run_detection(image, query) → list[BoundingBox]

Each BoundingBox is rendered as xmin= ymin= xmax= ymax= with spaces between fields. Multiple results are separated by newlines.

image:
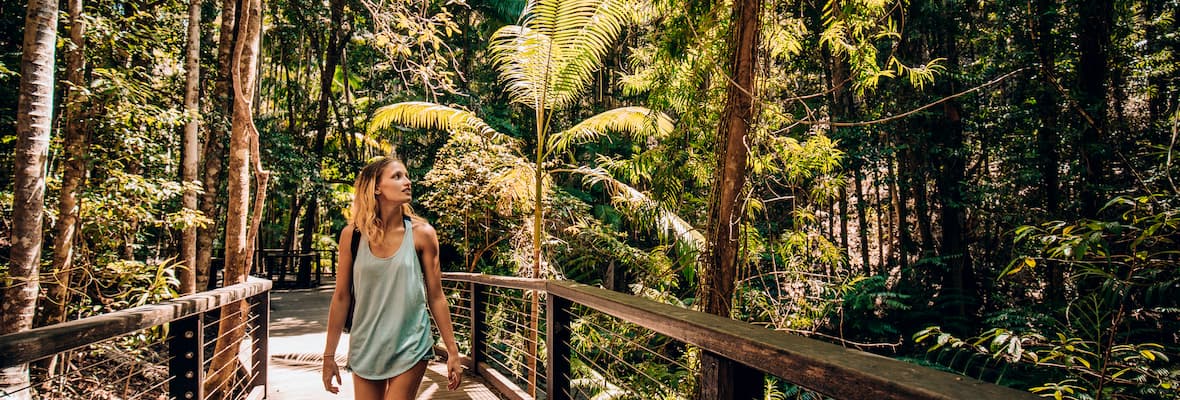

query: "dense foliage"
xmin=2 ymin=0 xmax=1177 ymax=398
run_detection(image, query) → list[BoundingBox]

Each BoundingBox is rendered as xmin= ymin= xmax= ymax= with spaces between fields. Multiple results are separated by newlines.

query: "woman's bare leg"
xmin=383 ymin=360 xmax=429 ymax=400
xmin=353 ymin=373 xmax=386 ymax=400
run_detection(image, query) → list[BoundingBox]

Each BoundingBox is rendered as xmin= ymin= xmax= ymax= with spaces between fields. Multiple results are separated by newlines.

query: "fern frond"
xmin=548 ymin=107 xmax=674 ymax=154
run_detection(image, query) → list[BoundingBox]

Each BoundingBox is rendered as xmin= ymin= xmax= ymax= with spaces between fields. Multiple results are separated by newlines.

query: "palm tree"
xmin=370 ymin=0 xmax=702 ymax=279
xmin=368 ymin=0 xmax=702 ymax=394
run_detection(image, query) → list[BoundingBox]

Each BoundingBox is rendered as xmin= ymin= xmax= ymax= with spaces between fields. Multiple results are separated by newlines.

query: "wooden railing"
xmin=440 ymin=272 xmax=1037 ymax=400
xmin=0 ymin=278 xmax=272 ymax=400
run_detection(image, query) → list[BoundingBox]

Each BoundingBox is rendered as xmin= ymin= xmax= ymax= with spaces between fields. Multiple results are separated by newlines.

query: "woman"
xmin=322 ymin=156 xmax=463 ymax=398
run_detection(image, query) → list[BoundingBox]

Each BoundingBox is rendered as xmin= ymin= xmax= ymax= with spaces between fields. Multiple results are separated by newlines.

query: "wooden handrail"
xmin=0 ymin=278 xmax=272 ymax=367
xmin=443 ymin=272 xmax=547 ymax=291
xmin=441 ymin=273 xmax=1036 ymax=400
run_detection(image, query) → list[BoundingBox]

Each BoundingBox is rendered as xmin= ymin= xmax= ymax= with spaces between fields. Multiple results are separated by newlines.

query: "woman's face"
xmin=375 ymin=161 xmax=412 ymax=204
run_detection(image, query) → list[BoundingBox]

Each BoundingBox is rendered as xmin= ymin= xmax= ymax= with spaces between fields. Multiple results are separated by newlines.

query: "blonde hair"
xmin=349 ymin=156 xmax=421 ymax=244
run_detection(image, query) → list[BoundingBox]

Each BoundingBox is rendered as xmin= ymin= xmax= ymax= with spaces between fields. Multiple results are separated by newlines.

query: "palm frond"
xmin=329 ymin=130 xmax=393 ymax=153
xmin=489 ymin=25 xmax=554 ymax=109
xmin=490 ymin=0 xmax=636 ymax=111
xmin=368 ymin=101 xmax=503 ymax=140
xmin=574 ymin=166 xmax=704 ymax=252
xmin=547 ymin=106 xmax=674 ymax=154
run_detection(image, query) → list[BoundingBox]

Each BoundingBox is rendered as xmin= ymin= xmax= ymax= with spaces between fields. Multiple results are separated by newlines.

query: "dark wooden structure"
xmin=253 ymin=249 xmax=333 ymax=288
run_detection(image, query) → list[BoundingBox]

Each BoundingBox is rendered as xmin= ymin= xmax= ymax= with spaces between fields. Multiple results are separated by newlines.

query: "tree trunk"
xmin=40 ymin=0 xmax=88 ymax=327
xmin=931 ymin=8 xmax=974 ymax=328
xmin=910 ymin=156 xmax=934 ymax=252
xmin=891 ymin=149 xmax=909 ymax=269
xmin=839 ymin=190 xmax=850 ymax=253
xmin=1 ymin=0 xmax=58 ymax=396
xmin=1032 ymin=0 xmax=1063 ymax=304
xmin=699 ymin=0 xmax=761 ymax=397
xmin=854 ymin=168 xmax=871 ymax=275
xmin=284 ymin=195 xmax=302 ymax=251
xmin=179 ymin=0 xmax=202 ymax=295
xmin=827 ymin=33 xmax=863 ymax=274
xmin=205 ymin=0 xmax=263 ymax=391
xmin=1077 ymin=0 xmax=1112 ymax=218
xmin=298 ymin=0 xmax=345 ymax=287
xmin=197 ymin=0 xmax=239 ymax=291
xmin=872 ymin=160 xmax=887 ymax=270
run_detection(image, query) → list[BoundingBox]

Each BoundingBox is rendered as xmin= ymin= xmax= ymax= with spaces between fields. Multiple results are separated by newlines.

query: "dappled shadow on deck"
xmin=267 ymin=284 xmax=500 ymax=399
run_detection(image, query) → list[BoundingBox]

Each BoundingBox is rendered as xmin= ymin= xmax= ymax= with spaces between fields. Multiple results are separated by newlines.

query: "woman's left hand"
xmin=447 ymin=354 xmax=463 ymax=390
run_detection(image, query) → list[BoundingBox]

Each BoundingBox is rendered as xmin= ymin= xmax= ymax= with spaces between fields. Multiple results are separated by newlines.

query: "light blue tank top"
xmin=347 ymin=218 xmax=434 ymax=380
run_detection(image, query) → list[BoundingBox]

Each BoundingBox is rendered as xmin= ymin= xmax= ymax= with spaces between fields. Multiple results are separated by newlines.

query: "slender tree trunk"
xmin=827 ymin=35 xmax=863 ymax=273
xmin=839 ymin=190 xmax=850 ymax=252
xmin=1077 ymin=0 xmax=1112 ymax=218
xmin=891 ymin=149 xmax=909 ymax=269
xmin=1033 ymin=0 xmax=1063 ymax=304
xmin=40 ymin=0 xmax=88 ymax=327
xmin=701 ymin=0 xmax=760 ymax=319
xmin=872 ymin=160 xmax=887 ymax=270
xmin=1 ymin=0 xmax=58 ymax=396
xmin=854 ymin=169 xmax=871 ymax=275
xmin=298 ymin=0 xmax=345 ymax=287
xmin=931 ymin=10 xmax=974 ymax=327
xmin=179 ymin=0 xmax=202 ymax=295
xmin=284 ymin=195 xmax=302 ymax=251
xmin=911 ymin=158 xmax=934 ymax=252
xmin=197 ymin=0 xmax=238 ymax=291
xmin=699 ymin=0 xmax=761 ymax=397
xmin=205 ymin=0 xmax=263 ymax=391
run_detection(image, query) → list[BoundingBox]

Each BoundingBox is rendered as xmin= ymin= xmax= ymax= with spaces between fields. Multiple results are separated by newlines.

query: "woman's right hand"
xmin=322 ymin=356 xmax=342 ymax=394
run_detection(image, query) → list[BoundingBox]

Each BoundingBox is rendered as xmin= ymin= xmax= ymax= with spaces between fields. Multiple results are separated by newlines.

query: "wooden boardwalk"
xmin=267 ymin=287 xmax=501 ymax=400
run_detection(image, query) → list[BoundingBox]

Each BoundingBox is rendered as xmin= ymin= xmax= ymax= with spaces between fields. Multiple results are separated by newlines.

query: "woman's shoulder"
xmin=339 ymin=225 xmax=358 ymax=241
xmin=410 ymin=219 xmax=437 ymax=240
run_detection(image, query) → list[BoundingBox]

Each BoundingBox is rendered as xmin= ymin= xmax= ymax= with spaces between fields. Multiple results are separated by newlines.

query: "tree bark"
xmin=1032 ymin=0 xmax=1062 ymax=304
xmin=892 ymin=147 xmax=910 ymax=269
xmin=872 ymin=160 xmax=887 ymax=270
xmin=197 ymin=0 xmax=238 ymax=292
xmin=826 ymin=30 xmax=864 ymax=274
xmin=179 ymin=0 xmax=202 ymax=295
xmin=701 ymin=0 xmax=760 ymax=318
xmin=40 ymin=0 xmax=88 ymax=327
xmin=205 ymin=0 xmax=263 ymax=391
xmin=298 ymin=0 xmax=345 ymax=287
xmin=699 ymin=0 xmax=761 ymax=397
xmin=1077 ymin=0 xmax=1112 ymax=218
xmin=2 ymin=0 xmax=58 ymax=396
xmin=931 ymin=7 xmax=974 ymax=327
xmin=284 ymin=195 xmax=302 ymax=251
xmin=854 ymin=168 xmax=871 ymax=275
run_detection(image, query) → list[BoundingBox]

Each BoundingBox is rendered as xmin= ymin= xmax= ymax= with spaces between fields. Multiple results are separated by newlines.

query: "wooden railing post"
xmin=169 ymin=312 xmax=205 ymax=400
xmin=698 ymin=351 xmax=764 ymax=400
xmin=470 ymin=283 xmax=486 ymax=369
xmin=546 ymin=293 xmax=572 ymax=400
xmin=249 ymin=291 xmax=269 ymax=394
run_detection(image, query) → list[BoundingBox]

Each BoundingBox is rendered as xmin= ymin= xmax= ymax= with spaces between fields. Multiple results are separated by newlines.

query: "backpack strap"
xmin=349 ymin=225 xmax=361 ymax=264
xmin=344 ymin=225 xmax=361 ymax=332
